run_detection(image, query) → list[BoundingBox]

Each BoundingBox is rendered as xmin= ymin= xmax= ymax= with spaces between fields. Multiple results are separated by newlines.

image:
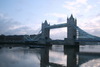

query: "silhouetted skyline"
xmin=0 ymin=0 xmax=100 ymax=39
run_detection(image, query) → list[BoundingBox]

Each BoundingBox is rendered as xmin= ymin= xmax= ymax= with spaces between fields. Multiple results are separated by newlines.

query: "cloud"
xmin=45 ymin=13 xmax=67 ymax=18
xmin=77 ymin=14 xmax=100 ymax=37
xmin=96 ymin=13 xmax=100 ymax=17
xmin=76 ymin=0 xmax=88 ymax=4
xmin=0 ymin=13 xmax=39 ymax=35
xmin=84 ymin=5 xmax=93 ymax=13
xmin=0 ymin=13 xmax=20 ymax=34
xmin=88 ymin=15 xmax=100 ymax=36
xmin=57 ymin=18 xmax=66 ymax=23
xmin=64 ymin=0 xmax=88 ymax=6
xmin=45 ymin=20 xmax=57 ymax=25
xmin=63 ymin=0 xmax=93 ymax=15
xmin=45 ymin=13 xmax=67 ymax=24
xmin=7 ymin=26 xmax=39 ymax=35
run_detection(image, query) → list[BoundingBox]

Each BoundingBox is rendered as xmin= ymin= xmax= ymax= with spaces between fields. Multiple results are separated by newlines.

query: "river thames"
xmin=0 ymin=45 xmax=100 ymax=67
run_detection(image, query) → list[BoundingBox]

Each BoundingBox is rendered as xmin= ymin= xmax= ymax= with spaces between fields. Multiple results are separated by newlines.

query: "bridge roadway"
xmin=76 ymin=38 xmax=100 ymax=42
xmin=0 ymin=38 xmax=100 ymax=48
xmin=50 ymin=39 xmax=100 ymax=45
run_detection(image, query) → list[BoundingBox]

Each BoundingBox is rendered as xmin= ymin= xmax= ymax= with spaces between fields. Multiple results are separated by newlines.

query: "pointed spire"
xmin=44 ymin=20 xmax=48 ymax=24
xmin=70 ymin=14 xmax=74 ymax=19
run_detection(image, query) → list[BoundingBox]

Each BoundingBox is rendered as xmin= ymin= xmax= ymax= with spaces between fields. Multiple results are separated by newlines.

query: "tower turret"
xmin=70 ymin=14 xmax=74 ymax=19
xmin=67 ymin=14 xmax=77 ymax=39
xmin=41 ymin=20 xmax=50 ymax=42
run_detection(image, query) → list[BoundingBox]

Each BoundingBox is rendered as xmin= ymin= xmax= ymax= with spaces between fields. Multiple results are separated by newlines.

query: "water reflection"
xmin=0 ymin=45 xmax=100 ymax=67
xmin=40 ymin=45 xmax=67 ymax=67
xmin=0 ymin=47 xmax=40 ymax=67
xmin=80 ymin=56 xmax=100 ymax=67
xmin=79 ymin=45 xmax=100 ymax=67
xmin=0 ymin=46 xmax=67 ymax=67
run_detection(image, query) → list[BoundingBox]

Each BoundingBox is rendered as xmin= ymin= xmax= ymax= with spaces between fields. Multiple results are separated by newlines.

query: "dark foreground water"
xmin=0 ymin=45 xmax=100 ymax=67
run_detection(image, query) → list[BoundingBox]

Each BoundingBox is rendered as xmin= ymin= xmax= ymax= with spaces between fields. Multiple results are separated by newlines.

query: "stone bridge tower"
xmin=41 ymin=20 xmax=50 ymax=41
xmin=67 ymin=14 xmax=77 ymax=39
xmin=65 ymin=15 xmax=78 ymax=67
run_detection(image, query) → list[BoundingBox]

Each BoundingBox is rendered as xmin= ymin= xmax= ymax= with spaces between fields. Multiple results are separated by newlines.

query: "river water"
xmin=0 ymin=45 xmax=100 ymax=67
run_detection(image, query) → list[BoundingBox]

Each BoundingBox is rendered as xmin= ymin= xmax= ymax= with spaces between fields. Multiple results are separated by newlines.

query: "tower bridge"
xmin=34 ymin=14 xmax=77 ymax=45
xmin=27 ymin=14 xmax=100 ymax=45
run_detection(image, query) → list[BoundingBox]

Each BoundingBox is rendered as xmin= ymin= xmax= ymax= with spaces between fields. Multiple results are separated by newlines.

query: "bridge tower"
xmin=67 ymin=14 xmax=77 ymax=39
xmin=64 ymin=15 xmax=79 ymax=67
xmin=41 ymin=20 xmax=50 ymax=42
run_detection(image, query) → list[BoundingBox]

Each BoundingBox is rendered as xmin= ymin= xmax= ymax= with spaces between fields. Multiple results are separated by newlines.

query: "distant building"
xmin=0 ymin=34 xmax=36 ymax=42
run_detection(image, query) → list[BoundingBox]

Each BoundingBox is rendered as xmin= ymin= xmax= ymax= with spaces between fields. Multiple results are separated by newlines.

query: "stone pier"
xmin=40 ymin=46 xmax=49 ymax=67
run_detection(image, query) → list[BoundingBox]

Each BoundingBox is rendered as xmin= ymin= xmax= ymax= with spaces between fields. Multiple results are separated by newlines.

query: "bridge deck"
xmin=76 ymin=38 xmax=100 ymax=42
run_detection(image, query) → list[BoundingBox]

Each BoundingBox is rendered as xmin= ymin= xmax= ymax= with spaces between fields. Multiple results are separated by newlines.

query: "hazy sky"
xmin=0 ymin=0 xmax=100 ymax=39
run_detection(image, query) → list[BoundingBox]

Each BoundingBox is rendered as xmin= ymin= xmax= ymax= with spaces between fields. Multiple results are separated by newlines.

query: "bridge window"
xmin=50 ymin=28 xmax=67 ymax=40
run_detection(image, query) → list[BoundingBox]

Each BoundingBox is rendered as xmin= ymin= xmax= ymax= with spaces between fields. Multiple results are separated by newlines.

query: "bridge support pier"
xmin=64 ymin=44 xmax=79 ymax=67
xmin=64 ymin=15 xmax=79 ymax=67
xmin=40 ymin=46 xmax=49 ymax=67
